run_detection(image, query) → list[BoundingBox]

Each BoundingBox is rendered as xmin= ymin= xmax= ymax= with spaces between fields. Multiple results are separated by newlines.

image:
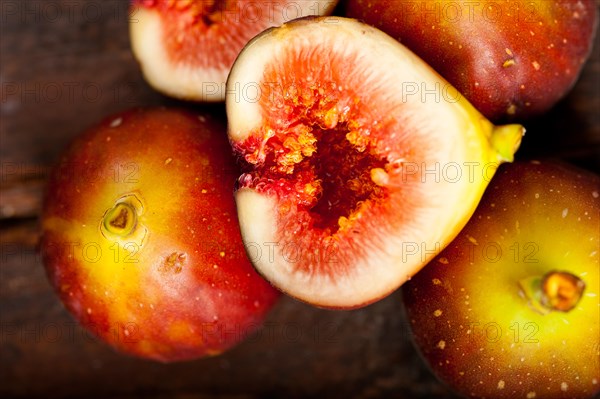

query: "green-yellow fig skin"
xmin=403 ymin=161 xmax=600 ymax=398
xmin=41 ymin=108 xmax=279 ymax=362
xmin=346 ymin=0 xmax=598 ymax=122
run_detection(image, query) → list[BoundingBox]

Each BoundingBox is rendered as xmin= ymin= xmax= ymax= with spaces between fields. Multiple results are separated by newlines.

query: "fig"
xmin=346 ymin=0 xmax=598 ymax=121
xmin=403 ymin=160 xmax=600 ymax=398
xmin=226 ymin=17 xmax=524 ymax=309
xmin=41 ymin=108 xmax=279 ymax=362
xmin=129 ymin=0 xmax=339 ymax=101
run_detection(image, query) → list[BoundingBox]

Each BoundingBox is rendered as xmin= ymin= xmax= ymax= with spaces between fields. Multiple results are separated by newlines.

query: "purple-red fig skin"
xmin=41 ymin=108 xmax=280 ymax=362
xmin=346 ymin=0 xmax=598 ymax=121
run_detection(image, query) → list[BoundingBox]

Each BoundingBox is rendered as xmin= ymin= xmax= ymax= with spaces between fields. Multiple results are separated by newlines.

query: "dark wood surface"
xmin=1 ymin=1 xmax=598 ymax=398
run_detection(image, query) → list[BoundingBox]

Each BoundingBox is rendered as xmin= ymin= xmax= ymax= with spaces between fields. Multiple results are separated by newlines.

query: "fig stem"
xmin=103 ymin=202 xmax=137 ymax=237
xmin=519 ymin=270 xmax=586 ymax=314
xmin=491 ymin=124 xmax=525 ymax=162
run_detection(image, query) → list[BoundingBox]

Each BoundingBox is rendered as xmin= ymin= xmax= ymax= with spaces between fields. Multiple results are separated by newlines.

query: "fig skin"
xmin=129 ymin=0 xmax=339 ymax=101
xmin=403 ymin=160 xmax=600 ymax=398
xmin=346 ymin=0 xmax=598 ymax=122
xmin=40 ymin=108 xmax=279 ymax=362
xmin=226 ymin=17 xmax=524 ymax=309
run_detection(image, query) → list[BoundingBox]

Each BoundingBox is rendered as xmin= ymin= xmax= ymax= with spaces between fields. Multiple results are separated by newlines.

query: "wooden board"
xmin=1 ymin=1 xmax=599 ymax=398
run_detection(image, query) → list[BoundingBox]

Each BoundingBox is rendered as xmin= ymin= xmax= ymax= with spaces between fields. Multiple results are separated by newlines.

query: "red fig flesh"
xmin=130 ymin=0 xmax=339 ymax=101
xmin=226 ymin=17 xmax=524 ymax=309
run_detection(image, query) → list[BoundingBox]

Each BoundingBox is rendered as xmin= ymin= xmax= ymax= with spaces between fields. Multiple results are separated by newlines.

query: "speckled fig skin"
xmin=346 ymin=0 xmax=598 ymax=121
xmin=41 ymin=108 xmax=279 ymax=362
xmin=403 ymin=161 xmax=600 ymax=398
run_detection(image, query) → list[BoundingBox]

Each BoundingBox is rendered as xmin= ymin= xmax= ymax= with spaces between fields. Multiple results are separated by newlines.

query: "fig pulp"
xmin=226 ymin=17 xmax=524 ymax=309
xmin=41 ymin=108 xmax=279 ymax=362
xmin=130 ymin=0 xmax=339 ymax=101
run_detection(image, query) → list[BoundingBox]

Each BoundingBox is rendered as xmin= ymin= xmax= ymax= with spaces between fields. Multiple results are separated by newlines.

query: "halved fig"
xmin=226 ymin=17 xmax=525 ymax=309
xmin=129 ymin=0 xmax=338 ymax=101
